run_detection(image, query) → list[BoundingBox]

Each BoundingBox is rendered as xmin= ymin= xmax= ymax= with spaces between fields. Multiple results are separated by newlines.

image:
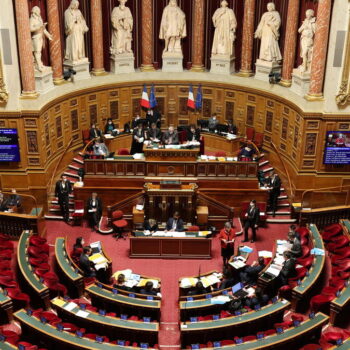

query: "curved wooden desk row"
xmin=180 ymin=300 xmax=290 ymax=346
xmin=14 ymin=309 xmax=157 ymax=350
xmin=51 ymin=297 xmax=158 ymax=345
xmin=0 ymin=291 xmax=13 ymax=323
xmin=329 ymin=337 xmax=350 ymax=350
xmin=17 ymin=230 xmax=50 ymax=309
xmin=181 ymin=313 xmax=329 ymax=350
xmin=329 ymin=219 xmax=350 ymax=325
xmin=1 ymin=341 xmax=16 ymax=350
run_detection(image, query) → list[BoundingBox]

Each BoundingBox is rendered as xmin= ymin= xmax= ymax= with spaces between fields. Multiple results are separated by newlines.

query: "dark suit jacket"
xmin=104 ymin=122 xmax=116 ymax=134
xmin=6 ymin=194 xmax=21 ymax=207
xmin=166 ymin=218 xmax=184 ymax=231
xmin=147 ymin=128 xmax=161 ymax=141
xmin=87 ymin=197 xmax=103 ymax=217
xmin=246 ymin=206 xmax=260 ymax=226
xmin=280 ymin=258 xmax=297 ymax=279
xmin=89 ymin=128 xmax=102 ymax=140
xmin=163 ymin=131 xmax=179 ymax=145
xmin=79 ymin=254 xmax=94 ymax=277
xmin=270 ymin=176 xmax=281 ymax=196
xmin=144 ymin=220 xmax=159 ymax=232
xmin=187 ymin=129 xmax=201 ymax=142
xmin=140 ymin=289 xmax=157 ymax=296
xmin=146 ymin=111 xmax=160 ymax=125
xmin=55 ymin=180 xmax=72 ymax=199
xmin=290 ymin=238 xmax=302 ymax=258
xmin=243 ymin=264 xmax=265 ymax=284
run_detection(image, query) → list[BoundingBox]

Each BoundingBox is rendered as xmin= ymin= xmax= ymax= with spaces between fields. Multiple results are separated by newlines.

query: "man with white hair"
xmin=163 ymin=126 xmax=179 ymax=145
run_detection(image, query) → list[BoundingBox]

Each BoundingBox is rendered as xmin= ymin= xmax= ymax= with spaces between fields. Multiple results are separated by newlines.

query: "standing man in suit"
xmin=243 ymin=199 xmax=260 ymax=243
xmin=79 ymin=246 xmax=96 ymax=278
xmin=288 ymin=231 xmax=302 ymax=258
xmin=166 ymin=211 xmax=184 ymax=232
xmin=163 ymin=126 xmax=179 ymax=145
xmin=55 ymin=175 xmax=72 ymax=223
xmin=130 ymin=122 xmax=145 ymax=155
xmin=208 ymin=114 xmax=219 ymax=132
xmin=89 ymin=123 xmax=102 ymax=140
xmin=268 ymin=173 xmax=281 ymax=216
xmin=146 ymin=109 xmax=161 ymax=128
xmin=278 ymin=251 xmax=297 ymax=286
xmin=5 ymin=188 xmax=21 ymax=212
xmin=87 ymin=192 xmax=103 ymax=231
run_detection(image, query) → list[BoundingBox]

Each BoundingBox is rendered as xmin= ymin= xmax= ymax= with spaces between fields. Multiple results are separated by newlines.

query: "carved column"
xmin=191 ymin=0 xmax=205 ymax=72
xmin=140 ymin=0 xmax=155 ymax=71
xmin=91 ymin=0 xmax=106 ymax=75
xmin=14 ymin=0 xmax=38 ymax=97
xmin=47 ymin=0 xmax=64 ymax=84
xmin=280 ymin=0 xmax=300 ymax=87
xmin=305 ymin=0 xmax=332 ymax=100
xmin=238 ymin=0 xmax=256 ymax=77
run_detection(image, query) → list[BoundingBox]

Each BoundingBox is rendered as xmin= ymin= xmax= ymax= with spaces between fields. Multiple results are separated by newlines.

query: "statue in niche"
xmin=159 ymin=0 xmax=187 ymax=55
xmin=29 ymin=6 xmax=53 ymax=72
xmin=211 ymin=0 xmax=237 ymax=57
xmin=298 ymin=9 xmax=316 ymax=73
xmin=254 ymin=2 xmax=282 ymax=62
xmin=64 ymin=0 xmax=89 ymax=63
xmin=111 ymin=0 xmax=133 ymax=55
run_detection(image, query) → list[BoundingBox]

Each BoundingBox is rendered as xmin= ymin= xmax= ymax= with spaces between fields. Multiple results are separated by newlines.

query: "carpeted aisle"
xmin=45 ymin=219 xmax=291 ymax=349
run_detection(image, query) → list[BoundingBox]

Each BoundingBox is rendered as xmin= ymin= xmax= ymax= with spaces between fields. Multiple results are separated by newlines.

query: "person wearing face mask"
xmin=187 ymin=124 xmax=201 ymax=142
xmin=208 ymin=114 xmax=219 ymax=132
xmin=130 ymin=122 xmax=145 ymax=154
xmin=243 ymin=200 xmax=259 ymax=243
xmin=87 ymin=192 xmax=103 ymax=231
xmin=104 ymin=118 xmax=116 ymax=135
xmin=55 ymin=175 xmax=73 ymax=223
xmin=89 ymin=123 xmax=102 ymax=140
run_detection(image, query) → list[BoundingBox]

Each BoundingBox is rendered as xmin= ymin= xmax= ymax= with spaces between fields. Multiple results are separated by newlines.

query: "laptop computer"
xmin=231 ymin=282 xmax=248 ymax=298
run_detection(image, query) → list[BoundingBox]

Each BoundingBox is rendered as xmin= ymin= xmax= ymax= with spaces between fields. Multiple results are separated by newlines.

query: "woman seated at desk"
xmin=238 ymin=144 xmax=257 ymax=161
xmin=71 ymin=237 xmax=84 ymax=265
xmin=113 ymin=273 xmax=131 ymax=291
xmin=140 ymin=281 xmax=159 ymax=297
xmin=144 ymin=218 xmax=159 ymax=233
xmin=93 ymin=138 xmax=109 ymax=158
xmin=187 ymin=124 xmax=201 ymax=142
xmin=104 ymin=118 xmax=118 ymax=136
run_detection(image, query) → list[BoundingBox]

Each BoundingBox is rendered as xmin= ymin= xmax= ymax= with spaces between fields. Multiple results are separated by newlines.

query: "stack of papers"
xmin=112 ymin=269 xmax=142 ymax=288
xmin=180 ymin=277 xmax=198 ymax=288
xmin=239 ymin=246 xmax=254 ymax=253
xmin=258 ymin=250 xmax=273 ymax=258
xmin=64 ymin=302 xmax=78 ymax=311
xmin=200 ymin=273 xmax=221 ymax=288
xmin=265 ymin=265 xmax=282 ymax=277
xmin=210 ymin=296 xmax=231 ymax=304
xmin=311 ymin=248 xmax=325 ymax=256
xmin=76 ymin=310 xmax=89 ymax=318
xmin=229 ymin=260 xmax=246 ymax=269
xmin=137 ymin=279 xmax=159 ymax=288
xmin=133 ymin=153 xmax=144 ymax=160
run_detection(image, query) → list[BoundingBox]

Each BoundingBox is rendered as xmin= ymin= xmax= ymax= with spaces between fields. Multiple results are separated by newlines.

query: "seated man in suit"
xmin=288 ymin=230 xmax=302 ymax=258
xmin=239 ymin=257 xmax=266 ymax=286
xmin=163 ymin=126 xmax=179 ymax=145
xmin=87 ymin=192 xmax=103 ymax=231
xmin=278 ymin=251 xmax=297 ymax=286
xmin=144 ymin=218 xmax=159 ymax=233
xmin=187 ymin=124 xmax=201 ymax=142
xmin=89 ymin=123 xmax=102 ymax=140
xmin=227 ymin=119 xmax=237 ymax=134
xmin=244 ymin=287 xmax=269 ymax=309
xmin=140 ymin=281 xmax=158 ymax=296
xmin=147 ymin=122 xmax=161 ymax=142
xmin=208 ymin=114 xmax=219 ymax=132
xmin=217 ymin=269 xmax=236 ymax=290
xmin=238 ymin=144 xmax=256 ymax=161
xmin=93 ymin=138 xmax=109 ymax=158
xmin=79 ymin=246 xmax=96 ymax=278
xmin=5 ymin=188 xmax=21 ymax=212
xmin=166 ymin=211 xmax=184 ymax=232
xmin=187 ymin=281 xmax=209 ymax=296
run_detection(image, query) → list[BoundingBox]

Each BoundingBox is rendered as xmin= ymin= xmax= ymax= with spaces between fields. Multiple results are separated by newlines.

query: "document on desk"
xmin=258 ymin=250 xmax=273 ymax=258
xmin=266 ymin=264 xmax=282 ymax=277
xmin=172 ymin=232 xmax=186 ymax=237
xmin=138 ymin=279 xmax=159 ymax=288
xmin=89 ymin=254 xmax=107 ymax=265
xmin=210 ymin=296 xmax=231 ymax=304
xmin=52 ymin=298 xmax=66 ymax=307
xmin=76 ymin=310 xmax=90 ymax=318
xmin=229 ymin=260 xmax=246 ymax=269
xmin=64 ymin=302 xmax=78 ymax=311
xmin=180 ymin=277 xmax=198 ymax=288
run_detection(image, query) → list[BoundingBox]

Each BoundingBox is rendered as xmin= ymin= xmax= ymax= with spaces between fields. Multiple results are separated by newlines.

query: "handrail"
xmin=246 ymin=140 xmax=261 ymax=157
xmin=0 ymin=191 xmax=39 ymax=216
xmin=270 ymin=141 xmax=294 ymax=201
xmin=197 ymin=191 xmax=234 ymax=219
xmin=82 ymin=137 xmax=98 ymax=155
xmin=49 ymin=138 xmax=74 ymax=196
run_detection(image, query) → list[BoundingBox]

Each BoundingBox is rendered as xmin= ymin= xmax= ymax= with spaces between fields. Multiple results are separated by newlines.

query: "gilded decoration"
xmin=0 ymin=49 xmax=8 ymax=104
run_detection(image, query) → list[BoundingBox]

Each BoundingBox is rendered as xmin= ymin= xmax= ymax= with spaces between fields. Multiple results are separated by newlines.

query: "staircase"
xmin=257 ymin=153 xmax=297 ymax=224
xmin=45 ymin=152 xmax=85 ymax=220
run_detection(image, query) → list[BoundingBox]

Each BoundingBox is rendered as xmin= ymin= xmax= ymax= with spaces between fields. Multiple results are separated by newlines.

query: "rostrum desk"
xmin=130 ymin=231 xmax=212 ymax=259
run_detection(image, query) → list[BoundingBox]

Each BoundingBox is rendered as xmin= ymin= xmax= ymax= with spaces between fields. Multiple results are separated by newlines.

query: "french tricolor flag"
xmin=187 ymin=85 xmax=195 ymax=109
xmin=140 ymin=84 xmax=150 ymax=109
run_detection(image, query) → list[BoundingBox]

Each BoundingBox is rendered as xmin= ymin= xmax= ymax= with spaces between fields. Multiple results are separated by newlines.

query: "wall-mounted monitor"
xmin=0 ymin=128 xmax=20 ymax=162
xmin=324 ymin=131 xmax=350 ymax=165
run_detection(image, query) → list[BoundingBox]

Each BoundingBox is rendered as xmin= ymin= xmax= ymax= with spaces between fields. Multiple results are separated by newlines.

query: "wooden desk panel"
xmin=130 ymin=237 xmax=212 ymax=259
xmin=202 ymin=133 xmax=242 ymax=156
xmin=144 ymin=148 xmax=200 ymax=162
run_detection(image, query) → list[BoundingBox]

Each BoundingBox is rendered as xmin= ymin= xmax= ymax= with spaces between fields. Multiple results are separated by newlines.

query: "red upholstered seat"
xmin=220 ymin=310 xmax=231 ymax=318
xmin=221 ymin=340 xmax=235 ymax=346
xmin=332 ymin=259 xmax=350 ymax=270
xmin=0 ymin=330 xmax=20 ymax=345
xmin=72 ymin=200 xmax=84 ymax=218
xmin=0 ymin=240 xmax=13 ymax=250
xmin=296 ymin=256 xmax=314 ymax=269
xmin=246 ymin=127 xmax=255 ymax=141
xmin=117 ymin=148 xmax=130 ymax=155
xmin=243 ymin=335 xmax=257 ymax=342
xmin=301 ymin=246 xmax=310 ymax=259
xmin=112 ymin=210 xmax=124 ymax=220
xmin=84 ymin=277 xmax=96 ymax=286
xmin=178 ymin=130 xmax=187 ymax=144
xmin=29 ymin=235 xmax=47 ymax=247
xmin=310 ymin=293 xmax=335 ymax=311
xmin=113 ymin=219 xmax=128 ymax=228
xmin=215 ymin=151 xmax=227 ymax=157
xmin=278 ymin=284 xmax=292 ymax=298
xmin=296 ymin=227 xmax=309 ymax=238
xmin=322 ymin=331 xmax=346 ymax=344
xmin=28 ymin=246 xmax=48 ymax=258
xmin=264 ymin=329 xmax=277 ymax=336
xmin=274 ymin=321 xmax=293 ymax=329
xmin=0 ymin=270 xmax=14 ymax=278
xmin=322 ymin=224 xmax=343 ymax=241
xmin=336 ymin=271 xmax=350 ymax=280
xmin=291 ymin=313 xmax=305 ymax=322
xmin=327 ymin=236 xmax=350 ymax=252
xmin=33 ymin=310 xmax=61 ymax=323
xmin=289 ymin=267 xmax=308 ymax=282
xmin=6 ymin=288 xmax=30 ymax=303
xmin=17 ymin=342 xmax=39 ymax=350
xmin=43 ymin=279 xmax=68 ymax=295
xmin=188 ymin=226 xmax=200 ymax=232
xmin=300 ymin=236 xmax=309 ymax=246
xmin=328 ymin=278 xmax=346 ymax=291
xmin=0 ymin=250 xmax=12 ymax=259
xmin=82 ymin=129 xmax=90 ymax=146
xmin=0 ymin=277 xmax=17 ymax=288
xmin=29 ymin=256 xmax=49 ymax=266
xmin=323 ymin=223 xmax=343 ymax=234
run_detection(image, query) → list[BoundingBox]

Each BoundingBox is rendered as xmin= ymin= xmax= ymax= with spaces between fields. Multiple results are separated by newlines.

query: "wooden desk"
xmin=202 ymin=132 xmax=243 ymax=156
xmin=0 ymin=290 xmax=13 ymax=323
xmin=130 ymin=232 xmax=212 ymax=259
xmin=186 ymin=312 xmax=328 ymax=350
xmin=144 ymin=147 xmax=200 ymax=162
xmin=180 ymin=299 xmax=290 ymax=346
xmin=14 ymin=309 xmax=156 ymax=350
xmin=51 ymin=297 xmax=159 ymax=345
xmin=329 ymin=337 xmax=350 ymax=350
xmin=0 ymin=342 xmax=16 ymax=350
xmin=17 ymin=231 xmax=50 ymax=309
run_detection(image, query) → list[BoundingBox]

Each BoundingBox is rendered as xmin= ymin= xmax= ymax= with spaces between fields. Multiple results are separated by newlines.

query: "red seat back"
xmin=253 ymin=132 xmax=264 ymax=148
xmin=82 ymin=129 xmax=90 ymax=144
xmin=246 ymin=127 xmax=255 ymax=141
xmin=118 ymin=148 xmax=130 ymax=155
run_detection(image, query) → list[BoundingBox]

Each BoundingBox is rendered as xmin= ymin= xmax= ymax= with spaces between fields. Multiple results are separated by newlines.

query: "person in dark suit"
xmin=147 ymin=123 xmax=161 ymax=142
xmin=278 ymin=251 xmax=297 ymax=286
xmin=268 ymin=173 xmax=281 ymax=216
xmin=238 ymin=144 xmax=256 ymax=161
xmin=163 ymin=126 xmax=179 ymax=145
xmin=5 ymin=188 xmax=21 ymax=211
xmin=288 ymin=231 xmax=302 ymax=258
xmin=208 ymin=114 xmax=219 ymax=132
xmin=187 ymin=281 xmax=208 ymax=296
xmin=140 ymin=281 xmax=158 ymax=296
xmin=89 ymin=123 xmax=102 ymax=140
xmin=87 ymin=192 xmax=103 ymax=231
xmin=243 ymin=200 xmax=260 ymax=243
xmin=79 ymin=246 xmax=96 ymax=278
xmin=104 ymin=118 xmax=116 ymax=135
xmin=144 ymin=218 xmax=159 ymax=233
xmin=187 ymin=124 xmax=201 ymax=142
xmin=239 ymin=257 xmax=266 ymax=285
xmin=146 ymin=109 xmax=161 ymax=128
xmin=131 ymin=115 xmax=141 ymax=129
xmin=71 ymin=237 xmax=84 ymax=265
xmin=130 ymin=122 xmax=145 ymax=155
xmin=0 ymin=192 xmax=6 ymax=212
xmin=227 ymin=119 xmax=237 ymax=134
xmin=166 ymin=211 xmax=184 ymax=232
xmin=244 ymin=287 xmax=269 ymax=309
xmin=218 ymin=269 xmax=236 ymax=290
xmin=55 ymin=175 xmax=72 ymax=223
xmin=113 ymin=273 xmax=131 ymax=291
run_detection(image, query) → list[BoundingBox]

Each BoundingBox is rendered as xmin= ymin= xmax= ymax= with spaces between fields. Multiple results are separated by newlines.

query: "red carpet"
xmin=45 ymin=219 xmax=292 ymax=348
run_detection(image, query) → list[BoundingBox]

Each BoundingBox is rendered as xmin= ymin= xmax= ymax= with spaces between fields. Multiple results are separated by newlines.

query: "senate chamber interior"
xmin=0 ymin=0 xmax=350 ymax=349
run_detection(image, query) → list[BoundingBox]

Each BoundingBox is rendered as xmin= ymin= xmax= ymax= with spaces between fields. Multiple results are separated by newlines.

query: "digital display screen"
xmin=324 ymin=131 xmax=350 ymax=164
xmin=0 ymin=129 xmax=20 ymax=162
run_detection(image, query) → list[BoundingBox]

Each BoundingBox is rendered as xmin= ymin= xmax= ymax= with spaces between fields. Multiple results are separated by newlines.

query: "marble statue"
xmin=64 ymin=0 xmax=89 ymax=63
xmin=29 ymin=6 xmax=53 ymax=72
xmin=159 ymin=0 xmax=186 ymax=54
xmin=211 ymin=0 xmax=237 ymax=57
xmin=254 ymin=2 xmax=282 ymax=62
xmin=111 ymin=0 xmax=133 ymax=55
xmin=298 ymin=9 xmax=316 ymax=73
